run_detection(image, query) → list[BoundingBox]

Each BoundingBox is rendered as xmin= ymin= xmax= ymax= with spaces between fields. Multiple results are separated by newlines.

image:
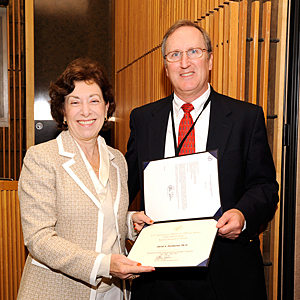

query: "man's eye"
xmin=171 ymin=52 xmax=180 ymax=57
xmin=190 ymin=49 xmax=198 ymax=54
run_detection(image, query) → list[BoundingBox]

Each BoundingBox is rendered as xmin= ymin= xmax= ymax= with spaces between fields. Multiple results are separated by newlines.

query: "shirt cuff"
xmin=97 ymin=253 xmax=112 ymax=279
xmin=242 ymin=220 xmax=247 ymax=231
xmin=127 ymin=211 xmax=138 ymax=240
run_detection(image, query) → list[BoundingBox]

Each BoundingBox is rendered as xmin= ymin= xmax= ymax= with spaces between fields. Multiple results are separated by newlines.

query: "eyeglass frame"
xmin=163 ymin=47 xmax=208 ymax=63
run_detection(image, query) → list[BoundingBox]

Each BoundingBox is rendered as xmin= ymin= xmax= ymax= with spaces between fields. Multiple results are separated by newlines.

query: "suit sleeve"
xmin=125 ymin=110 xmax=142 ymax=205
xmin=233 ymin=107 xmax=279 ymax=239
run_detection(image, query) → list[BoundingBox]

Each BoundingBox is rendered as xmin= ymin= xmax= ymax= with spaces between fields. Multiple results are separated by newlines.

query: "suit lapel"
xmin=206 ymin=89 xmax=233 ymax=163
xmin=148 ymin=95 xmax=173 ymax=160
xmin=145 ymin=91 xmax=233 ymax=163
xmin=57 ymin=131 xmax=102 ymax=210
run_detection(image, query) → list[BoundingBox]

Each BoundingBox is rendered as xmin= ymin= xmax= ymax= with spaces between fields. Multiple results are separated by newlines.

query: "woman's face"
xmin=64 ymin=80 xmax=109 ymax=143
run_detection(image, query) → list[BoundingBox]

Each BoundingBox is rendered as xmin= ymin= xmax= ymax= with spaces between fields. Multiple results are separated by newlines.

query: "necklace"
xmin=90 ymin=162 xmax=99 ymax=173
xmin=82 ymin=142 xmax=100 ymax=173
xmin=88 ymin=153 xmax=99 ymax=173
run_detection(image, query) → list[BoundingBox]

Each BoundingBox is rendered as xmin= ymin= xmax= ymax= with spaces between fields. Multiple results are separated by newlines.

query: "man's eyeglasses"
xmin=164 ymin=47 xmax=208 ymax=63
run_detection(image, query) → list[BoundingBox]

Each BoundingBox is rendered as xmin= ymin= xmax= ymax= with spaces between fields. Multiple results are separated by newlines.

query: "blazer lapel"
xmin=206 ymin=89 xmax=233 ymax=163
xmin=57 ymin=131 xmax=102 ymax=210
xmin=108 ymin=151 xmax=120 ymax=212
xmin=148 ymin=95 xmax=173 ymax=160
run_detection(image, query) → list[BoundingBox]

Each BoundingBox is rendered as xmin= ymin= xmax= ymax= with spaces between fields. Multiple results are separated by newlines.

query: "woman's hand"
xmin=110 ymin=254 xmax=155 ymax=280
xmin=132 ymin=211 xmax=154 ymax=232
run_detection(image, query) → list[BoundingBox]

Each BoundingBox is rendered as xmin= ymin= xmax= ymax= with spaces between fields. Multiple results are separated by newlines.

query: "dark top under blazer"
xmin=125 ymin=88 xmax=279 ymax=300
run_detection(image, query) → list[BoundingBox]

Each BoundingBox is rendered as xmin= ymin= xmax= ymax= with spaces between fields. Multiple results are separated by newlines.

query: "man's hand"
xmin=132 ymin=211 xmax=154 ymax=232
xmin=216 ymin=209 xmax=245 ymax=240
xmin=110 ymin=254 xmax=155 ymax=280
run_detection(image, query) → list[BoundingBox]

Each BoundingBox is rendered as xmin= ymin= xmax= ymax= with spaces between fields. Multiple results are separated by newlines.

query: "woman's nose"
xmin=81 ymin=102 xmax=90 ymax=117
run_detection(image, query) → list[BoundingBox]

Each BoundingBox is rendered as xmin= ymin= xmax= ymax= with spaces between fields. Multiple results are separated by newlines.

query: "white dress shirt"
xmin=77 ymin=137 xmax=120 ymax=293
xmin=165 ymin=83 xmax=211 ymax=158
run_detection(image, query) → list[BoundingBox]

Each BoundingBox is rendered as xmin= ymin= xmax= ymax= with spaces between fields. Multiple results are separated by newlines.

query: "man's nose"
xmin=180 ymin=51 xmax=191 ymax=68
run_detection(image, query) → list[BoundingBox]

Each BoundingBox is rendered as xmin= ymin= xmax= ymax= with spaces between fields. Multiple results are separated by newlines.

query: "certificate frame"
xmin=143 ymin=150 xmax=222 ymax=222
xmin=0 ymin=7 xmax=9 ymax=127
xmin=128 ymin=217 xmax=218 ymax=267
xmin=128 ymin=151 xmax=222 ymax=267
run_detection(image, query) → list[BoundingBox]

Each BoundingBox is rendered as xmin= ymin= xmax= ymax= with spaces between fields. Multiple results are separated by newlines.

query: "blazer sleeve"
xmin=18 ymin=146 xmax=104 ymax=287
xmin=233 ymin=107 xmax=279 ymax=239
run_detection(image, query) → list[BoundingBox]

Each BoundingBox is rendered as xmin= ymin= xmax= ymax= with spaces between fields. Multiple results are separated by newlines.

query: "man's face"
xmin=164 ymin=26 xmax=213 ymax=103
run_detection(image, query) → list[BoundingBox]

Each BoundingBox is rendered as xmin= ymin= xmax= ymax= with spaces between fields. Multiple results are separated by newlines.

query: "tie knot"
xmin=181 ymin=103 xmax=194 ymax=114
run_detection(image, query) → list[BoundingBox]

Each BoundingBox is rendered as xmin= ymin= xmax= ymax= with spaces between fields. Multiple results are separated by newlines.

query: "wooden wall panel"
xmin=237 ymin=1 xmax=248 ymax=101
xmin=208 ymin=13 xmax=214 ymax=86
xmin=0 ymin=0 xmax=27 ymax=181
xmin=249 ymin=1 xmax=260 ymax=104
xmin=217 ymin=7 xmax=224 ymax=94
xmin=260 ymin=1 xmax=271 ymax=121
xmin=222 ymin=3 xmax=230 ymax=96
xmin=0 ymin=181 xmax=27 ymax=300
xmin=271 ymin=1 xmax=288 ymax=296
xmin=201 ymin=0 xmax=206 ymax=18
xmin=25 ymin=0 xmax=34 ymax=150
xmin=212 ymin=10 xmax=218 ymax=90
xmin=227 ymin=1 xmax=239 ymax=99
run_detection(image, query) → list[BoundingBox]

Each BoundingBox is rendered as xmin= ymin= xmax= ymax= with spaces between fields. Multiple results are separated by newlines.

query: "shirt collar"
xmin=173 ymin=83 xmax=211 ymax=116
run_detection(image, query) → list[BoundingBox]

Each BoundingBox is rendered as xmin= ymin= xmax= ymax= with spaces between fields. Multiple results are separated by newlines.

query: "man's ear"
xmin=165 ymin=65 xmax=169 ymax=77
xmin=208 ymin=53 xmax=213 ymax=71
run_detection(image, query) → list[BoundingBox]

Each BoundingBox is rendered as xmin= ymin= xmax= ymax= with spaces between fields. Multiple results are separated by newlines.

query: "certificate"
xmin=143 ymin=150 xmax=221 ymax=222
xmin=128 ymin=218 xmax=218 ymax=267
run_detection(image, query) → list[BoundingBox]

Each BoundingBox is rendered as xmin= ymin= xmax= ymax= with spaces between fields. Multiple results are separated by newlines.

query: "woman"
xmin=18 ymin=58 xmax=154 ymax=300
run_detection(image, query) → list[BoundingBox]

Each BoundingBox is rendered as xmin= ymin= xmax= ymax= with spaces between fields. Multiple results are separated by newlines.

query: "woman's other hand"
xmin=110 ymin=254 xmax=155 ymax=280
xmin=131 ymin=211 xmax=154 ymax=232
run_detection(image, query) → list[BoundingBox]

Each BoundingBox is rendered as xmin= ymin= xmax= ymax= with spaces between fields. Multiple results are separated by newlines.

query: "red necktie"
xmin=178 ymin=103 xmax=195 ymax=155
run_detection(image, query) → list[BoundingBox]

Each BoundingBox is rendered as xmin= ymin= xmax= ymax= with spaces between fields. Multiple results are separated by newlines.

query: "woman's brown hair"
xmin=49 ymin=57 xmax=115 ymax=131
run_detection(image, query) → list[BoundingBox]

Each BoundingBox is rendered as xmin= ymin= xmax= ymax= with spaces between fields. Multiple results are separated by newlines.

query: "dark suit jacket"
xmin=125 ymin=88 xmax=279 ymax=300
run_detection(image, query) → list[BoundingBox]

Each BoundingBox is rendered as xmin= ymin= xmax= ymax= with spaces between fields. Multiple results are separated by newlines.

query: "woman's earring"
xmin=63 ymin=119 xmax=67 ymax=125
xmin=104 ymin=116 xmax=107 ymax=121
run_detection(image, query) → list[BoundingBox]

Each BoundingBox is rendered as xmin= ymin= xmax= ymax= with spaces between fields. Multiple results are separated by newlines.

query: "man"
xmin=125 ymin=19 xmax=279 ymax=300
